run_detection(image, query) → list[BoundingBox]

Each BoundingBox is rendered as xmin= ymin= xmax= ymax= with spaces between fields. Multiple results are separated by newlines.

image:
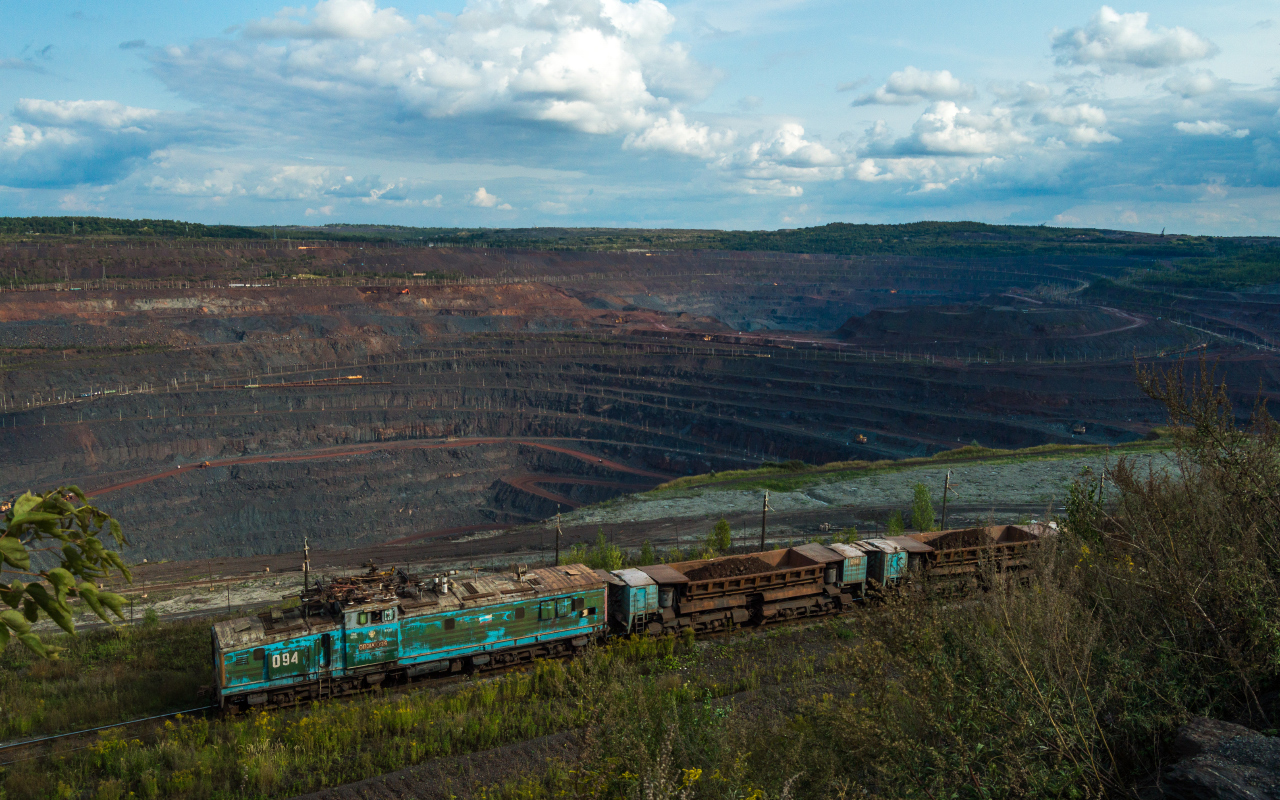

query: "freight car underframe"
xmin=637 ymin=584 xmax=850 ymax=636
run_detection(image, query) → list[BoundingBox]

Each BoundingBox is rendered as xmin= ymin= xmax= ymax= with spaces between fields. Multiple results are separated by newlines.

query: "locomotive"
xmin=211 ymin=524 xmax=1049 ymax=712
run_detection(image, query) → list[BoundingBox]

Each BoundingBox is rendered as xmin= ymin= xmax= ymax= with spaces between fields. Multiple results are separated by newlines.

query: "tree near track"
xmin=911 ymin=482 xmax=936 ymax=532
xmin=0 ymin=487 xmax=130 ymax=657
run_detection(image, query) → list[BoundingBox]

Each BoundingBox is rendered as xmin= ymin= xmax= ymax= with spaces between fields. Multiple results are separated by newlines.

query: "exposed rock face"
xmin=1160 ymin=717 xmax=1280 ymax=799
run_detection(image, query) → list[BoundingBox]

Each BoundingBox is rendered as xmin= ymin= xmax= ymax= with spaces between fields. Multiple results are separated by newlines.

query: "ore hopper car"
xmin=211 ymin=563 xmax=605 ymax=712
xmin=605 ymin=544 xmax=876 ymax=635
xmin=888 ymin=523 xmax=1052 ymax=591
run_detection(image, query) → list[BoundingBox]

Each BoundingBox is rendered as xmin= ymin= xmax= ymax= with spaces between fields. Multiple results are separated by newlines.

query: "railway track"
xmin=0 ymin=706 xmax=217 ymax=767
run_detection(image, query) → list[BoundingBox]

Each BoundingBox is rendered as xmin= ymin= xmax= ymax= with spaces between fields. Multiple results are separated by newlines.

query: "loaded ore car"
xmin=606 ymin=544 xmax=873 ymax=635
xmin=211 ymin=563 xmax=605 ymax=712
xmin=887 ymin=523 xmax=1052 ymax=590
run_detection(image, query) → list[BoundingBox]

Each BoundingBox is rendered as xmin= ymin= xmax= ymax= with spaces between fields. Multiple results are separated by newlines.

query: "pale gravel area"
xmin=563 ymin=450 xmax=1179 ymax=526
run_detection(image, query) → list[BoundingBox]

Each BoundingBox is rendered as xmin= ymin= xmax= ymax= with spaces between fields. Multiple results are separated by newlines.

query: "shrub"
xmin=706 ymin=518 xmax=731 ymax=555
xmin=910 ymin=482 xmax=935 ymax=531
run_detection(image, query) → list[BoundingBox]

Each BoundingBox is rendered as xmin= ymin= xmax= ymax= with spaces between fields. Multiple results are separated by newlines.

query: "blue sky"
xmin=1 ymin=0 xmax=1277 ymax=233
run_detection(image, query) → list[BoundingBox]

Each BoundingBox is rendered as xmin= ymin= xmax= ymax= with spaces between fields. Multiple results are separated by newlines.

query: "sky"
xmin=0 ymin=0 xmax=1278 ymax=234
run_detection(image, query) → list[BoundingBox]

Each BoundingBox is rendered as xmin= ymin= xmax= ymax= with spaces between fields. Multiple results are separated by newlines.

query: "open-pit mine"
xmin=2 ymin=222 xmax=1277 ymax=583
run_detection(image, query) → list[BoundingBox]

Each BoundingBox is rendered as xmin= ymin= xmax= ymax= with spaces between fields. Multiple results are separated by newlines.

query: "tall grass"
xmin=0 ymin=619 xmax=213 ymax=741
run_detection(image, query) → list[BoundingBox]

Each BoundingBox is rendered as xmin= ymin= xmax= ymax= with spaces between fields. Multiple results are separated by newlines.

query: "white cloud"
xmin=1065 ymin=126 xmax=1120 ymax=144
xmin=991 ymin=81 xmax=1052 ymax=106
xmin=714 ymin=123 xmax=843 ymax=194
xmin=1052 ymin=7 xmax=1217 ymax=71
xmin=15 ymin=99 xmax=159 ymax=130
xmin=1164 ymin=70 xmax=1228 ymax=98
xmin=157 ymin=0 xmax=718 ymax=156
xmin=245 ymin=0 xmax=410 ymax=40
xmin=304 ymin=204 xmax=336 ymax=216
xmin=1034 ymin=103 xmax=1118 ymax=144
xmin=1174 ymin=120 xmax=1249 ymax=137
xmin=470 ymin=186 xmax=500 ymax=207
xmin=145 ymin=160 xmax=438 ymax=204
xmin=1036 ymin=104 xmax=1107 ymax=128
xmin=58 ymin=192 xmax=103 ymax=212
xmin=853 ymin=66 xmax=974 ymax=106
xmin=737 ymin=179 xmax=803 ymax=197
xmin=900 ymin=102 xmax=1027 ymax=155
xmin=624 ymin=109 xmax=735 ymax=158
xmin=251 ymin=165 xmax=331 ymax=199
xmin=0 ymin=99 xmax=176 ymax=188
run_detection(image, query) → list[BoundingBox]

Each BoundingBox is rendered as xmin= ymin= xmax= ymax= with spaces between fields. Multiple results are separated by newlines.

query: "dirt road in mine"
xmin=82 ymin=436 xmax=670 ymax=498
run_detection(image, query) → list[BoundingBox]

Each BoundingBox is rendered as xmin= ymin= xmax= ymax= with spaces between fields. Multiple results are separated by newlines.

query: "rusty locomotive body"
xmin=211 ymin=524 xmax=1051 ymax=711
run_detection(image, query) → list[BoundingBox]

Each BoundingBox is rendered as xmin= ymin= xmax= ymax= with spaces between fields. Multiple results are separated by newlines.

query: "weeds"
xmin=0 ymin=619 xmax=213 ymax=740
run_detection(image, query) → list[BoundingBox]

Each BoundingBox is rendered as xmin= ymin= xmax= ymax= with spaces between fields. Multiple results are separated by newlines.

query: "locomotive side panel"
xmin=345 ymin=604 xmax=399 ymax=665
xmin=400 ymin=586 xmax=606 ymax=667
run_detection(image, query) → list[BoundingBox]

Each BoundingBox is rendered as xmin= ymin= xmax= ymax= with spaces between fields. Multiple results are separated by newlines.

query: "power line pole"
xmin=555 ymin=512 xmax=562 ymax=566
xmin=940 ymin=470 xmax=961 ymax=530
xmin=759 ymin=490 xmax=772 ymax=552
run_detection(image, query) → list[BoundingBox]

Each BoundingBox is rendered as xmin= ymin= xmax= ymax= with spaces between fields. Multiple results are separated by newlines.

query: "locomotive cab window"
xmin=382 ymin=608 xmax=396 ymax=622
xmin=357 ymin=611 xmax=369 ymax=625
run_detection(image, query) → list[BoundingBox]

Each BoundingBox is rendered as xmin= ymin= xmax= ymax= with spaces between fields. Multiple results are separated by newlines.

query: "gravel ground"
xmin=562 ymin=450 xmax=1178 ymax=528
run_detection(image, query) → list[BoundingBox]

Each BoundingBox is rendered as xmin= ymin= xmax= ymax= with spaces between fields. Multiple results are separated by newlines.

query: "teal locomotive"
xmin=212 ymin=525 xmax=1046 ymax=712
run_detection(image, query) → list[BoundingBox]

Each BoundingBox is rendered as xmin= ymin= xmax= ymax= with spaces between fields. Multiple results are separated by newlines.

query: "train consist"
xmin=211 ymin=523 xmax=1051 ymax=711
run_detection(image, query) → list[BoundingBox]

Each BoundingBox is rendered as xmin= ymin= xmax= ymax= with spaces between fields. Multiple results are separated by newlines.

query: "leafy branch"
xmin=0 ymin=486 xmax=131 ymax=657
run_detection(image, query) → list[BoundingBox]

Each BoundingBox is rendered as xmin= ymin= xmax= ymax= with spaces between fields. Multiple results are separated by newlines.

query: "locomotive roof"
xmin=213 ymin=563 xmax=603 ymax=652
xmin=398 ymin=564 xmax=602 ymax=617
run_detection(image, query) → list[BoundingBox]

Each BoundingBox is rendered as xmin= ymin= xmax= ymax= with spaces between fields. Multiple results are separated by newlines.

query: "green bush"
xmin=705 ymin=519 xmax=732 ymax=555
xmin=910 ymin=483 xmax=935 ymax=532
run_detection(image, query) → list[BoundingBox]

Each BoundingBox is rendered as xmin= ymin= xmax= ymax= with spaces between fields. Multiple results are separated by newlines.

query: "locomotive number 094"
xmin=271 ymin=651 xmax=301 ymax=669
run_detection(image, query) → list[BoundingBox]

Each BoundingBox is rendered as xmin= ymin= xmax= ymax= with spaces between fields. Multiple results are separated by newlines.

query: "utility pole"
xmin=941 ymin=470 xmax=960 ymax=530
xmin=941 ymin=471 xmax=950 ymax=530
xmin=555 ymin=512 xmax=562 ymax=566
xmin=759 ymin=490 xmax=772 ymax=552
xmin=303 ymin=536 xmax=310 ymax=591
